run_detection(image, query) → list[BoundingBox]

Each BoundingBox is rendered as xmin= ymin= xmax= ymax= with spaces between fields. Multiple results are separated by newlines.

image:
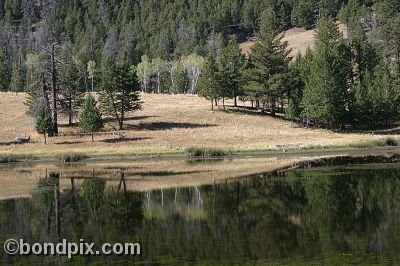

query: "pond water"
xmin=1 ymin=160 xmax=400 ymax=265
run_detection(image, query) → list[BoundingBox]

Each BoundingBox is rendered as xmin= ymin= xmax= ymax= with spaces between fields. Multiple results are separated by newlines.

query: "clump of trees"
xmin=136 ymin=54 xmax=205 ymax=94
xmin=198 ymin=13 xmax=400 ymax=130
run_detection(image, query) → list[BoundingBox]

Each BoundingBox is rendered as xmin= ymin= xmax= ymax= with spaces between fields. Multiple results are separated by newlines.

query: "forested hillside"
xmin=0 ymin=0 xmax=400 ymax=134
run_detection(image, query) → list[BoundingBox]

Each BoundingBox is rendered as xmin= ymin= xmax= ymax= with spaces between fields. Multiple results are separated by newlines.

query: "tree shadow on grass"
xmin=127 ymin=170 xmax=212 ymax=177
xmin=55 ymin=141 xmax=85 ymax=145
xmin=58 ymin=123 xmax=78 ymax=128
xmin=126 ymin=122 xmax=217 ymax=131
xmin=103 ymin=115 xmax=159 ymax=124
xmin=100 ymin=137 xmax=151 ymax=143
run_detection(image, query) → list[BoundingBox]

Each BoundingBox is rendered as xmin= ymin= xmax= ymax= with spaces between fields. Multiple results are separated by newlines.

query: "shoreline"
xmin=0 ymin=146 xmax=399 ymax=199
xmin=1 ymin=145 xmax=399 ymax=164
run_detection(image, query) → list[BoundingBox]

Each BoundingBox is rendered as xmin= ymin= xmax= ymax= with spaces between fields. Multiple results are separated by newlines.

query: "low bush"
xmin=185 ymin=147 xmax=228 ymax=157
xmin=57 ymin=153 xmax=88 ymax=163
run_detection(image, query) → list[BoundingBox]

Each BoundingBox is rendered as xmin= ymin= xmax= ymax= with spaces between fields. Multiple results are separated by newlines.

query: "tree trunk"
xmin=233 ymin=88 xmax=237 ymax=107
xmin=211 ymin=99 xmax=214 ymax=111
xmin=157 ymin=72 xmax=161 ymax=94
xmin=119 ymin=109 xmax=124 ymax=130
xmin=44 ymin=133 xmax=47 ymax=144
xmin=51 ymin=44 xmax=58 ymax=135
xmin=68 ymin=94 xmax=72 ymax=126
xmin=53 ymin=174 xmax=60 ymax=240
xmin=271 ymin=98 xmax=276 ymax=117
xmin=91 ymin=132 xmax=94 ymax=142
xmin=222 ymin=97 xmax=225 ymax=110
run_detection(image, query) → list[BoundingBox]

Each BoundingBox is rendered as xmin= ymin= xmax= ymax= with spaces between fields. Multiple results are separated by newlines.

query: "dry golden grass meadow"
xmin=0 ymin=91 xmax=386 ymax=159
xmin=240 ymin=23 xmax=348 ymax=57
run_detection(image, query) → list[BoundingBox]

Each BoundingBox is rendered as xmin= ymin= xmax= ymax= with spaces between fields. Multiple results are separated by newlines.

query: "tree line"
xmin=196 ymin=0 xmax=400 ymax=130
xmin=0 ymin=0 xmax=361 ymax=94
xmin=0 ymin=0 xmax=399 ymax=136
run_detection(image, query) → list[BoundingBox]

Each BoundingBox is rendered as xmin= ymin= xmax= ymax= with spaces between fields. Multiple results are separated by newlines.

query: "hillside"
xmin=240 ymin=24 xmax=348 ymax=57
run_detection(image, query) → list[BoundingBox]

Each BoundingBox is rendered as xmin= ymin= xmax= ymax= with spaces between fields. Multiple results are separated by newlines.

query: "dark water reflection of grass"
xmin=1 ymin=164 xmax=400 ymax=265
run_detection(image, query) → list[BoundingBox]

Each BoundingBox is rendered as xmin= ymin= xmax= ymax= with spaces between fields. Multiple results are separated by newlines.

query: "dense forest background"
xmin=0 ymin=0 xmax=400 ymax=132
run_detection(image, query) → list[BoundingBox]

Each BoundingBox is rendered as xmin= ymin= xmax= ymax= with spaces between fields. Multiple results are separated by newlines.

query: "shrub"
xmin=185 ymin=147 xmax=228 ymax=157
xmin=385 ymin=137 xmax=398 ymax=146
xmin=57 ymin=153 xmax=87 ymax=163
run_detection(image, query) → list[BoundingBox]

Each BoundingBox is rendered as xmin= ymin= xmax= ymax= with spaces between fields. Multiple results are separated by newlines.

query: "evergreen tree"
xmin=35 ymin=103 xmax=53 ymax=144
xmin=217 ymin=39 xmax=246 ymax=108
xmin=99 ymin=61 xmax=142 ymax=130
xmin=198 ymin=56 xmax=221 ymax=110
xmin=0 ymin=48 xmax=9 ymax=91
xmin=79 ymin=94 xmax=103 ymax=142
xmin=301 ymin=17 xmax=352 ymax=129
xmin=365 ymin=64 xmax=399 ymax=128
xmin=245 ymin=25 xmax=291 ymax=116
xmin=291 ymin=0 xmax=317 ymax=29
xmin=10 ymin=61 xmax=24 ymax=94
xmin=286 ymin=52 xmax=308 ymax=119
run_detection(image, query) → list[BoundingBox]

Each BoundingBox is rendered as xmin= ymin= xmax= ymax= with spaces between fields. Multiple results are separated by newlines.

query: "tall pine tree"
xmin=301 ymin=17 xmax=352 ymax=129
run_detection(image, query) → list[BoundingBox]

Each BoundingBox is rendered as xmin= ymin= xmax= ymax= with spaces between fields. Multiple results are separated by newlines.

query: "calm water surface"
xmin=1 ymin=161 xmax=400 ymax=265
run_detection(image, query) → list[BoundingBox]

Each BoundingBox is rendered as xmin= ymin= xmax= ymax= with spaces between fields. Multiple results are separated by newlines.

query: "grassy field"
xmin=0 ymin=92 xmax=393 ymax=159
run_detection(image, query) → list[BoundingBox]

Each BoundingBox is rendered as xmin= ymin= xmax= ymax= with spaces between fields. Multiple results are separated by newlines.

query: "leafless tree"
xmin=102 ymin=28 xmax=118 ymax=61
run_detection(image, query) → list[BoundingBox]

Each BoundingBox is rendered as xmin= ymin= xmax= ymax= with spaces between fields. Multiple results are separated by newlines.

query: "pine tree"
xmin=35 ymin=103 xmax=53 ymax=144
xmin=198 ymin=56 xmax=221 ymax=110
xmin=0 ymin=48 xmax=9 ymax=91
xmin=245 ymin=24 xmax=291 ymax=116
xmin=79 ymin=94 xmax=103 ymax=142
xmin=217 ymin=39 xmax=246 ymax=108
xmin=286 ymin=52 xmax=308 ymax=119
xmin=301 ymin=17 xmax=352 ymax=129
xmin=291 ymin=0 xmax=317 ymax=29
xmin=366 ymin=64 xmax=399 ymax=128
xmin=99 ymin=61 xmax=142 ymax=130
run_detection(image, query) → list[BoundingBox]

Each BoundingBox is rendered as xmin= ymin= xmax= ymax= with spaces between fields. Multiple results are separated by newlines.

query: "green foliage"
xmin=198 ymin=56 xmax=221 ymax=110
xmin=246 ymin=31 xmax=291 ymax=115
xmin=79 ymin=94 xmax=103 ymax=142
xmin=291 ymin=0 xmax=318 ymax=29
xmin=0 ymin=48 xmax=9 ymax=91
xmin=10 ymin=61 xmax=24 ymax=93
xmin=1 ymin=0 xmax=400 ymax=134
xmin=217 ymin=39 xmax=246 ymax=107
xmin=35 ymin=103 xmax=53 ymax=144
xmin=301 ymin=17 xmax=352 ymax=128
xmin=81 ymin=179 xmax=106 ymax=214
xmin=185 ymin=147 xmax=228 ymax=157
xmin=99 ymin=61 xmax=142 ymax=130
xmin=57 ymin=153 xmax=88 ymax=163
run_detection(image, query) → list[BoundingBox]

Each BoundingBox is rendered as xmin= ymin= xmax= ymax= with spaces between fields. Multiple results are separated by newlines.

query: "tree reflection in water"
xmin=1 ymin=165 xmax=400 ymax=264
